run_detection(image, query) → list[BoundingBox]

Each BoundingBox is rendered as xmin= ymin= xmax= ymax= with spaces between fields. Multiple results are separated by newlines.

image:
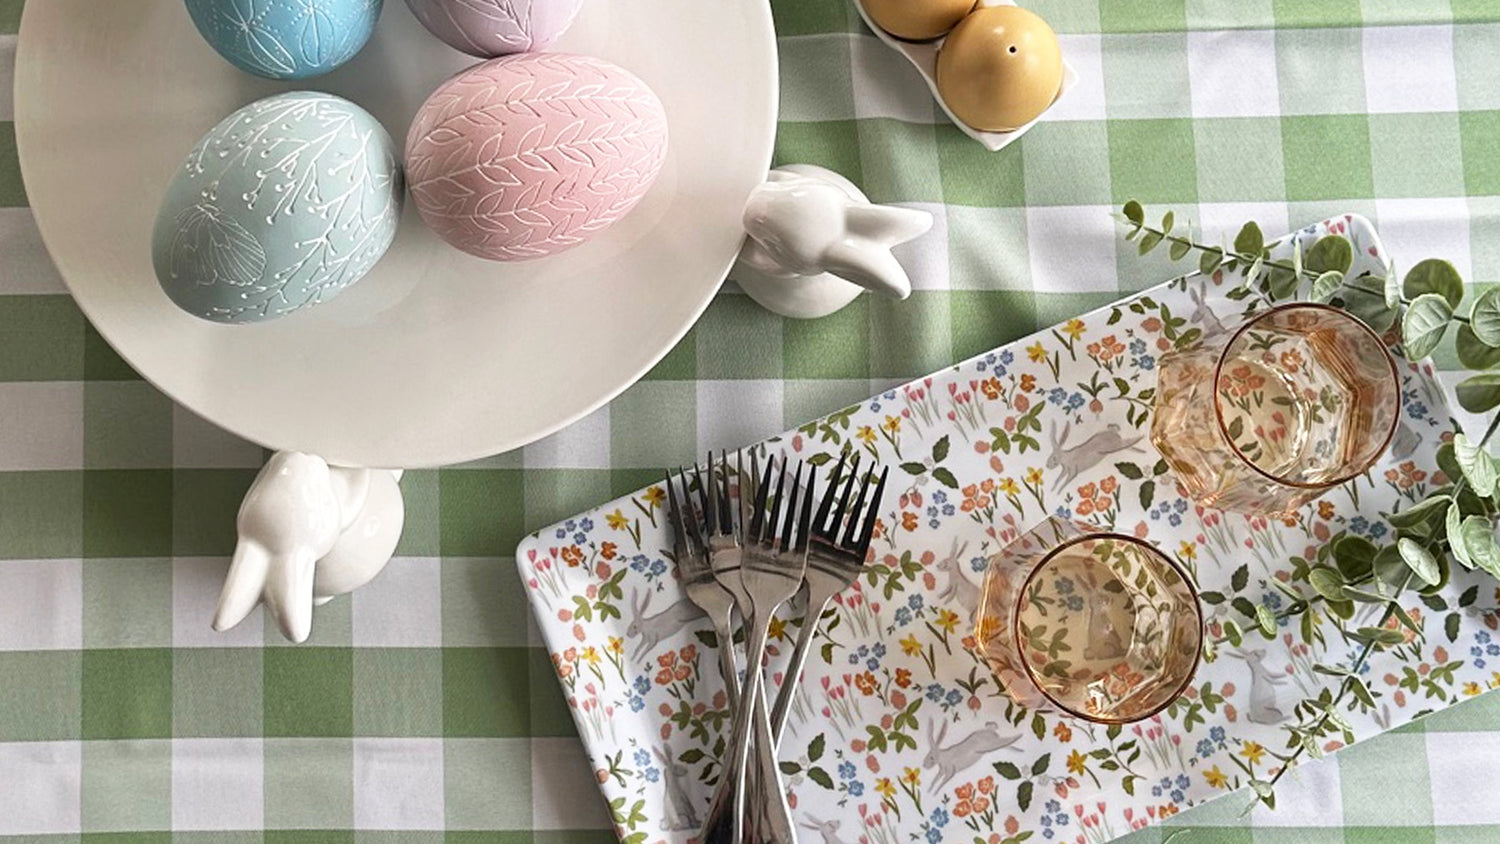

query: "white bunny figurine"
xmin=732 ymin=164 xmax=933 ymax=319
xmin=212 ymin=451 xmax=405 ymax=643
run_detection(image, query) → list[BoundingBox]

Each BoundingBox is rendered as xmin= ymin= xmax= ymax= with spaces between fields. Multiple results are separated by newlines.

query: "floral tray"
xmin=517 ymin=215 xmax=1497 ymax=844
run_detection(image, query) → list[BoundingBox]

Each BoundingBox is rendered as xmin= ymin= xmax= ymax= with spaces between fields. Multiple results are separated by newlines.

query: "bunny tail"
xmin=213 ymin=540 xmax=270 ymax=633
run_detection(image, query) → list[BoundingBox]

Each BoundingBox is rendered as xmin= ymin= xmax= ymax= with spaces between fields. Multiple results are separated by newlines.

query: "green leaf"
xmin=1384 ymin=262 xmax=1402 ymax=310
xmin=1293 ymin=240 xmax=1303 ymax=279
xmin=1357 ymin=626 xmax=1405 ymax=646
xmin=1169 ymin=238 xmax=1192 ymax=261
xmin=1231 ymin=564 xmax=1249 ymax=592
xmin=1391 ymin=603 xmax=1424 ymax=637
xmin=1307 ymin=566 xmax=1347 ymax=601
xmin=1311 ymin=270 xmax=1344 ymax=302
xmin=1123 ymin=200 xmax=1144 ymax=225
xmin=1245 ymin=256 xmax=1266 ymax=290
xmin=1386 ymin=494 xmax=1452 ymax=529
xmin=808 ymin=733 xmax=825 ymax=762
xmin=1223 ymin=619 xmax=1243 ymax=647
xmin=1031 ymin=712 xmax=1046 ymax=740
xmin=681 ymin=748 xmax=706 ymax=764
xmin=1471 ymin=287 xmax=1500 ymax=346
xmin=1139 ymin=231 xmax=1164 ymax=255
xmin=780 ymin=760 xmax=802 ymax=775
xmin=1199 ymin=247 xmax=1224 ymax=276
xmin=1401 ymin=293 xmax=1453 ymax=360
xmin=1453 ymin=433 xmax=1497 ymax=497
xmin=1397 ymin=537 xmax=1441 ymax=587
xmin=1349 ymin=676 xmax=1377 ymax=709
xmin=1140 ymin=479 xmax=1155 ymax=510
xmin=932 ymin=436 xmax=950 ymax=463
xmin=1234 ymin=221 xmax=1264 ymax=257
xmin=994 ymin=760 xmax=1022 ymax=780
xmin=1373 ymin=544 xmax=1408 ymax=591
xmin=1334 ymin=535 xmax=1378 ymax=581
xmin=808 ymin=766 xmax=834 ymax=790
xmin=1462 ymin=516 xmax=1500 ymax=578
xmin=1337 ymin=284 xmax=1398 ymax=333
xmin=1305 ymin=235 xmax=1354 ymax=275
xmin=900 ymin=461 xmax=927 ymax=476
xmin=1161 ymin=211 xmax=1175 ymax=234
xmin=1448 ymin=504 xmax=1474 ymax=570
xmin=931 ymin=467 xmax=959 ymax=489
xmin=1458 ymin=372 xmax=1500 ymax=414
xmin=1115 ymin=462 xmax=1144 ymax=480
xmin=1032 ymin=753 xmax=1051 ymax=776
xmin=1457 ymin=324 xmax=1500 ymax=370
xmin=1404 ymin=258 xmax=1465 ymax=309
xmin=1447 ymin=612 xmax=1462 ymax=642
xmin=1255 ymin=604 xmax=1277 ymax=637
xmin=1269 ymin=266 xmax=1299 ymax=300
xmin=1017 ymin=780 xmax=1034 ymax=812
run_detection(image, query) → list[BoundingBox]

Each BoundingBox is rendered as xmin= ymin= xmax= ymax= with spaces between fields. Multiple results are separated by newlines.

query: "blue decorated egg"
xmin=185 ymin=0 xmax=384 ymax=79
xmin=152 ymin=92 xmax=404 ymax=324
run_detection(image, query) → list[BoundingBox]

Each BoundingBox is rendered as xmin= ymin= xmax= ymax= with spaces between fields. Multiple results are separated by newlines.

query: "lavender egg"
xmin=404 ymin=0 xmax=583 ymax=57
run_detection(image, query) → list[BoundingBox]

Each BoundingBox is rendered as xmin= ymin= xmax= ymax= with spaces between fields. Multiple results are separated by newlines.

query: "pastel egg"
xmin=936 ymin=5 xmax=1063 ymax=132
xmin=405 ymin=0 xmax=583 ymax=57
xmin=863 ymin=0 xmax=975 ymax=41
xmin=405 ymin=53 xmax=668 ymax=262
xmin=184 ymin=0 xmax=384 ymax=79
xmin=152 ymin=92 xmax=404 ymax=324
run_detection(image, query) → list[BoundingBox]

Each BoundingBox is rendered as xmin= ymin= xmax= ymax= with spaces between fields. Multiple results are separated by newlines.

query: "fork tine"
xmin=679 ymin=468 xmax=706 ymax=556
xmin=854 ymin=467 xmax=889 ymax=556
xmin=842 ymin=467 xmax=876 ymax=547
xmin=779 ymin=460 xmax=804 ymax=553
xmin=795 ymin=464 xmax=817 ymax=555
xmin=703 ymin=457 xmax=720 ymax=537
xmin=691 ymin=462 xmax=711 ymax=536
xmin=719 ymin=451 xmax=735 ymax=536
xmin=765 ymin=456 xmax=787 ymax=546
xmin=814 ymin=451 xmax=848 ymax=534
xmin=749 ymin=451 xmax=772 ymax=542
xmin=736 ymin=450 xmax=753 ymax=542
xmin=666 ymin=472 xmax=692 ymax=561
xmin=830 ymin=452 xmax=863 ymax=536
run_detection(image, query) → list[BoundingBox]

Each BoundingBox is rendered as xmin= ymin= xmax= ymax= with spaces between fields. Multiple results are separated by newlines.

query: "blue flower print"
xmin=895 ymin=607 xmax=912 ymax=626
xmin=870 ymin=401 xmax=882 ymax=412
xmin=1067 ymin=393 xmax=1086 ymax=411
xmin=1045 ymin=800 xmax=1061 ymax=814
xmin=1170 ymin=789 xmax=1184 ymax=802
xmin=942 ymin=504 xmax=955 ymax=516
xmin=872 ymin=643 xmax=887 ymax=658
xmin=629 ymin=696 xmax=645 ymax=712
xmin=1055 ymin=577 xmax=1074 ymax=595
xmin=1350 ymin=516 xmax=1369 ymax=536
xmin=909 ymin=595 xmax=924 ymax=612
xmin=555 ymin=527 xmax=567 ymax=540
xmin=1174 ymin=499 xmax=1188 ymax=513
xmin=1370 ymin=523 xmax=1388 ymax=540
xmin=1000 ymin=349 xmax=1015 ymax=366
xmin=932 ymin=490 xmax=948 ymax=505
xmin=1137 ymin=355 xmax=1156 ymax=371
xmin=1168 ymin=512 xmax=1182 ymax=526
xmin=971 ymin=556 xmax=987 ymax=573
xmin=1209 ymin=726 xmax=1226 ymax=743
xmin=1065 ymin=595 xmax=1085 ymax=612
xmin=1130 ymin=338 xmax=1147 ymax=355
xmin=847 ymin=780 xmax=864 ymax=797
xmin=1196 ymin=738 xmax=1213 ymax=758
xmin=1176 ymin=774 xmax=1190 ymax=790
xmin=564 ymin=519 xmax=577 ymax=532
xmin=644 ymin=767 xmax=660 ymax=783
xmin=634 ymin=749 xmax=650 ymax=767
xmin=574 ymin=532 xmax=587 ymax=545
xmin=651 ymin=559 xmax=667 ymax=577
xmin=1048 ymin=388 xmax=1068 ymax=407
xmin=838 ymin=761 xmax=856 ymax=780
xmin=1054 ymin=506 xmax=1074 ymax=520
xmin=931 ymin=808 xmax=950 ymax=828
xmin=926 ymin=829 xmax=942 ymax=844
xmin=926 ymin=684 xmax=944 ymax=702
xmin=867 ymin=658 xmax=880 ymax=671
xmin=945 ymin=689 xmax=963 ymax=707
xmin=579 ymin=517 xmax=593 ymax=532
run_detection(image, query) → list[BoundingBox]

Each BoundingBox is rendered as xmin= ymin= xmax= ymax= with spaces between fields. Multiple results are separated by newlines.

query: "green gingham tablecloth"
xmin=3 ymin=0 xmax=1500 ymax=841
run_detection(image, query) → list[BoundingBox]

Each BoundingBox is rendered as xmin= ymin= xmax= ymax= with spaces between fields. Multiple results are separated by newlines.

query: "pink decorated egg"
xmin=405 ymin=0 xmax=584 ymax=57
xmin=406 ymin=53 xmax=669 ymax=262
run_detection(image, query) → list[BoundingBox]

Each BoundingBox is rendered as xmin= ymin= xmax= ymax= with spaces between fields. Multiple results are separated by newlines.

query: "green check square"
xmin=1436 ymin=826 xmax=1500 ymax=843
xmin=783 ymin=296 xmax=870 ymax=380
xmin=945 ymin=205 xmax=1031 ymax=291
xmin=443 ymin=556 xmax=530 ymax=647
xmin=1275 ymin=27 xmax=1367 ymax=115
xmin=1452 ymin=0 xmax=1500 ymax=20
xmin=935 ymin=124 xmax=1026 ymax=207
xmin=0 ymin=295 xmax=85 ymax=381
xmin=83 ymin=558 xmax=171 ymax=648
xmin=611 ymin=468 xmax=668 ymax=499
xmin=0 ymin=651 xmax=81 ymax=740
xmin=84 ymin=323 xmax=142 ymax=381
xmin=443 ymin=647 xmax=530 ymax=737
xmin=784 ymin=380 xmax=880 ymax=430
xmin=444 ymin=739 xmax=534 ymax=830
xmin=83 ymin=382 xmax=173 ymax=468
xmin=173 ymin=648 xmax=263 ymax=737
xmin=265 ymin=834 xmax=355 ymax=844
xmin=640 ymin=324 xmax=696 ymax=381
xmin=394 ymin=470 xmax=439 ymax=556
xmin=1360 ymin=0 xmax=1451 ymax=23
xmin=1022 ymin=121 xmax=1113 ymax=206
xmin=770 ymin=0 xmax=851 ymax=36
xmin=778 ymin=34 xmax=854 ymax=125
xmin=82 ymin=835 xmax=171 ymax=843
xmin=354 ymin=648 xmax=443 ymax=736
xmin=0 ymin=123 xmax=26 ymax=207
xmin=1195 ymin=118 xmax=1286 ymax=202
xmin=870 ymin=292 xmax=952 ymax=379
xmin=82 ymin=649 xmax=172 ymax=739
xmin=172 ymin=834 xmax=264 ymax=844
xmin=440 ymin=469 xmax=523 ymax=557
xmin=1282 ymin=115 xmax=1374 ymax=202
xmin=774 ymin=120 xmax=863 ymax=188
xmin=1343 ymin=828 xmax=1433 ymax=844
xmin=82 ymin=740 xmax=171 ymax=832
xmin=1370 ymin=113 xmax=1464 ymax=198
xmin=264 ymin=739 xmax=354 ymax=830
xmin=694 ymin=294 xmax=783 ymax=379
xmin=84 ymin=470 xmax=172 ymax=558
xmin=0 ymin=470 xmax=82 ymax=557
xmin=1272 ymin=0 xmax=1361 ymax=26
xmin=1102 ymin=32 xmax=1192 ymax=119
xmin=528 ymin=646 xmax=578 ymax=738
xmin=0 ymin=0 xmax=22 ymax=33
xmin=444 ymin=835 xmax=530 ymax=844
xmin=1185 ymin=0 xmax=1274 ymax=29
xmin=1340 ymin=732 xmax=1432 ymax=826
xmin=856 ymin=119 xmax=942 ymax=205
xmin=1469 ymin=199 xmax=1500 ymax=286
xmin=523 ymin=469 xmax=610 ymax=544
xmin=264 ymin=647 xmax=353 ymax=737
xmin=950 ymin=290 xmax=1040 ymax=363
xmin=1017 ymin=0 xmax=1100 ymax=33
xmin=358 ymin=834 xmax=445 ymax=844
xmin=1456 ymin=24 xmax=1500 ymax=109
xmin=1035 ymin=292 xmax=1131 ymax=330
xmin=1462 ymin=111 xmax=1500 ymax=196
xmin=535 ymin=834 xmax=617 ymax=844
xmin=1107 ymin=119 xmax=1198 ymax=204
xmin=1100 ymin=0 xmax=1187 ymax=31
xmin=608 ymin=381 xmax=696 ymax=470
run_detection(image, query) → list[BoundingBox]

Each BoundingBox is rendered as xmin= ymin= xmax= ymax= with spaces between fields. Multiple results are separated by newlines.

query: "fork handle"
xmin=711 ymin=610 xmax=742 ymax=711
xmin=770 ymin=580 xmax=839 ymax=746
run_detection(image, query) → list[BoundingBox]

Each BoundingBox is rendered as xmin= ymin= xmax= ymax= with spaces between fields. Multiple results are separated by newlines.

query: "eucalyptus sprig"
xmin=1117 ymin=201 xmax=1500 ymax=810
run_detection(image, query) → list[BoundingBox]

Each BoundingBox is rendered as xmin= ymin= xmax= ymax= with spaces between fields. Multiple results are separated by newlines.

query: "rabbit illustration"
xmin=654 ymin=746 xmax=701 ymax=831
xmin=1189 ymin=282 xmax=1229 ymax=339
xmin=1227 ymin=648 xmax=1289 ymax=725
xmin=626 ymin=591 xmax=702 ymax=661
xmin=800 ymin=817 xmax=856 ymax=844
xmin=213 ymin=451 xmax=405 ymax=643
xmin=924 ymin=720 xmax=1021 ymax=790
xmin=932 ymin=539 xmax=977 ymax=617
xmin=1390 ymin=375 xmax=1439 ymax=460
xmin=1047 ymin=421 xmax=1146 ymax=493
xmin=733 ymin=164 xmax=933 ymax=319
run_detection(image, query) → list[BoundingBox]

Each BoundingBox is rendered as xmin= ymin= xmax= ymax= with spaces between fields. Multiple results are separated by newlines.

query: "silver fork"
xmin=769 ymin=452 xmax=889 ymax=744
xmin=701 ymin=452 xmax=812 ymax=844
xmin=665 ymin=469 xmax=741 ymax=710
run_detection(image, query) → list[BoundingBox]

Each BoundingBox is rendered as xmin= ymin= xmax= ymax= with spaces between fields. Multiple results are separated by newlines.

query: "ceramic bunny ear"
xmin=834 ymin=204 xmax=934 ymax=298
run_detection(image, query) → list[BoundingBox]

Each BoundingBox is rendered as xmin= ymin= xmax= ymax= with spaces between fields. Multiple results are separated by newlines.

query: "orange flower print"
xmin=1053 ymin=721 xmax=1073 ymax=742
xmin=980 ymin=377 xmax=1003 ymax=400
xmin=1020 ymin=373 xmax=1037 ymax=392
xmin=599 ymin=541 xmax=617 ymax=560
xmin=1384 ymin=461 xmax=1428 ymax=490
xmin=1100 ymin=475 xmax=1118 ymax=495
xmin=902 ymin=511 xmax=919 ymax=531
xmin=1318 ymin=500 xmax=1336 ymax=520
xmin=854 ymin=672 xmax=878 ymax=696
xmin=1383 ymin=607 xmax=1423 ymax=645
xmin=1221 ymin=364 xmax=1266 ymax=398
xmin=561 ymin=545 xmax=584 ymax=567
xmin=895 ymin=668 xmax=912 ymax=688
xmin=977 ymin=776 xmax=994 ymax=795
xmin=1279 ymin=349 xmax=1305 ymax=373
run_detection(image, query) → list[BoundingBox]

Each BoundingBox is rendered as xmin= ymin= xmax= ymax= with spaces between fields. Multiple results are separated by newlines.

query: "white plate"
xmin=14 ymin=0 xmax=777 ymax=468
